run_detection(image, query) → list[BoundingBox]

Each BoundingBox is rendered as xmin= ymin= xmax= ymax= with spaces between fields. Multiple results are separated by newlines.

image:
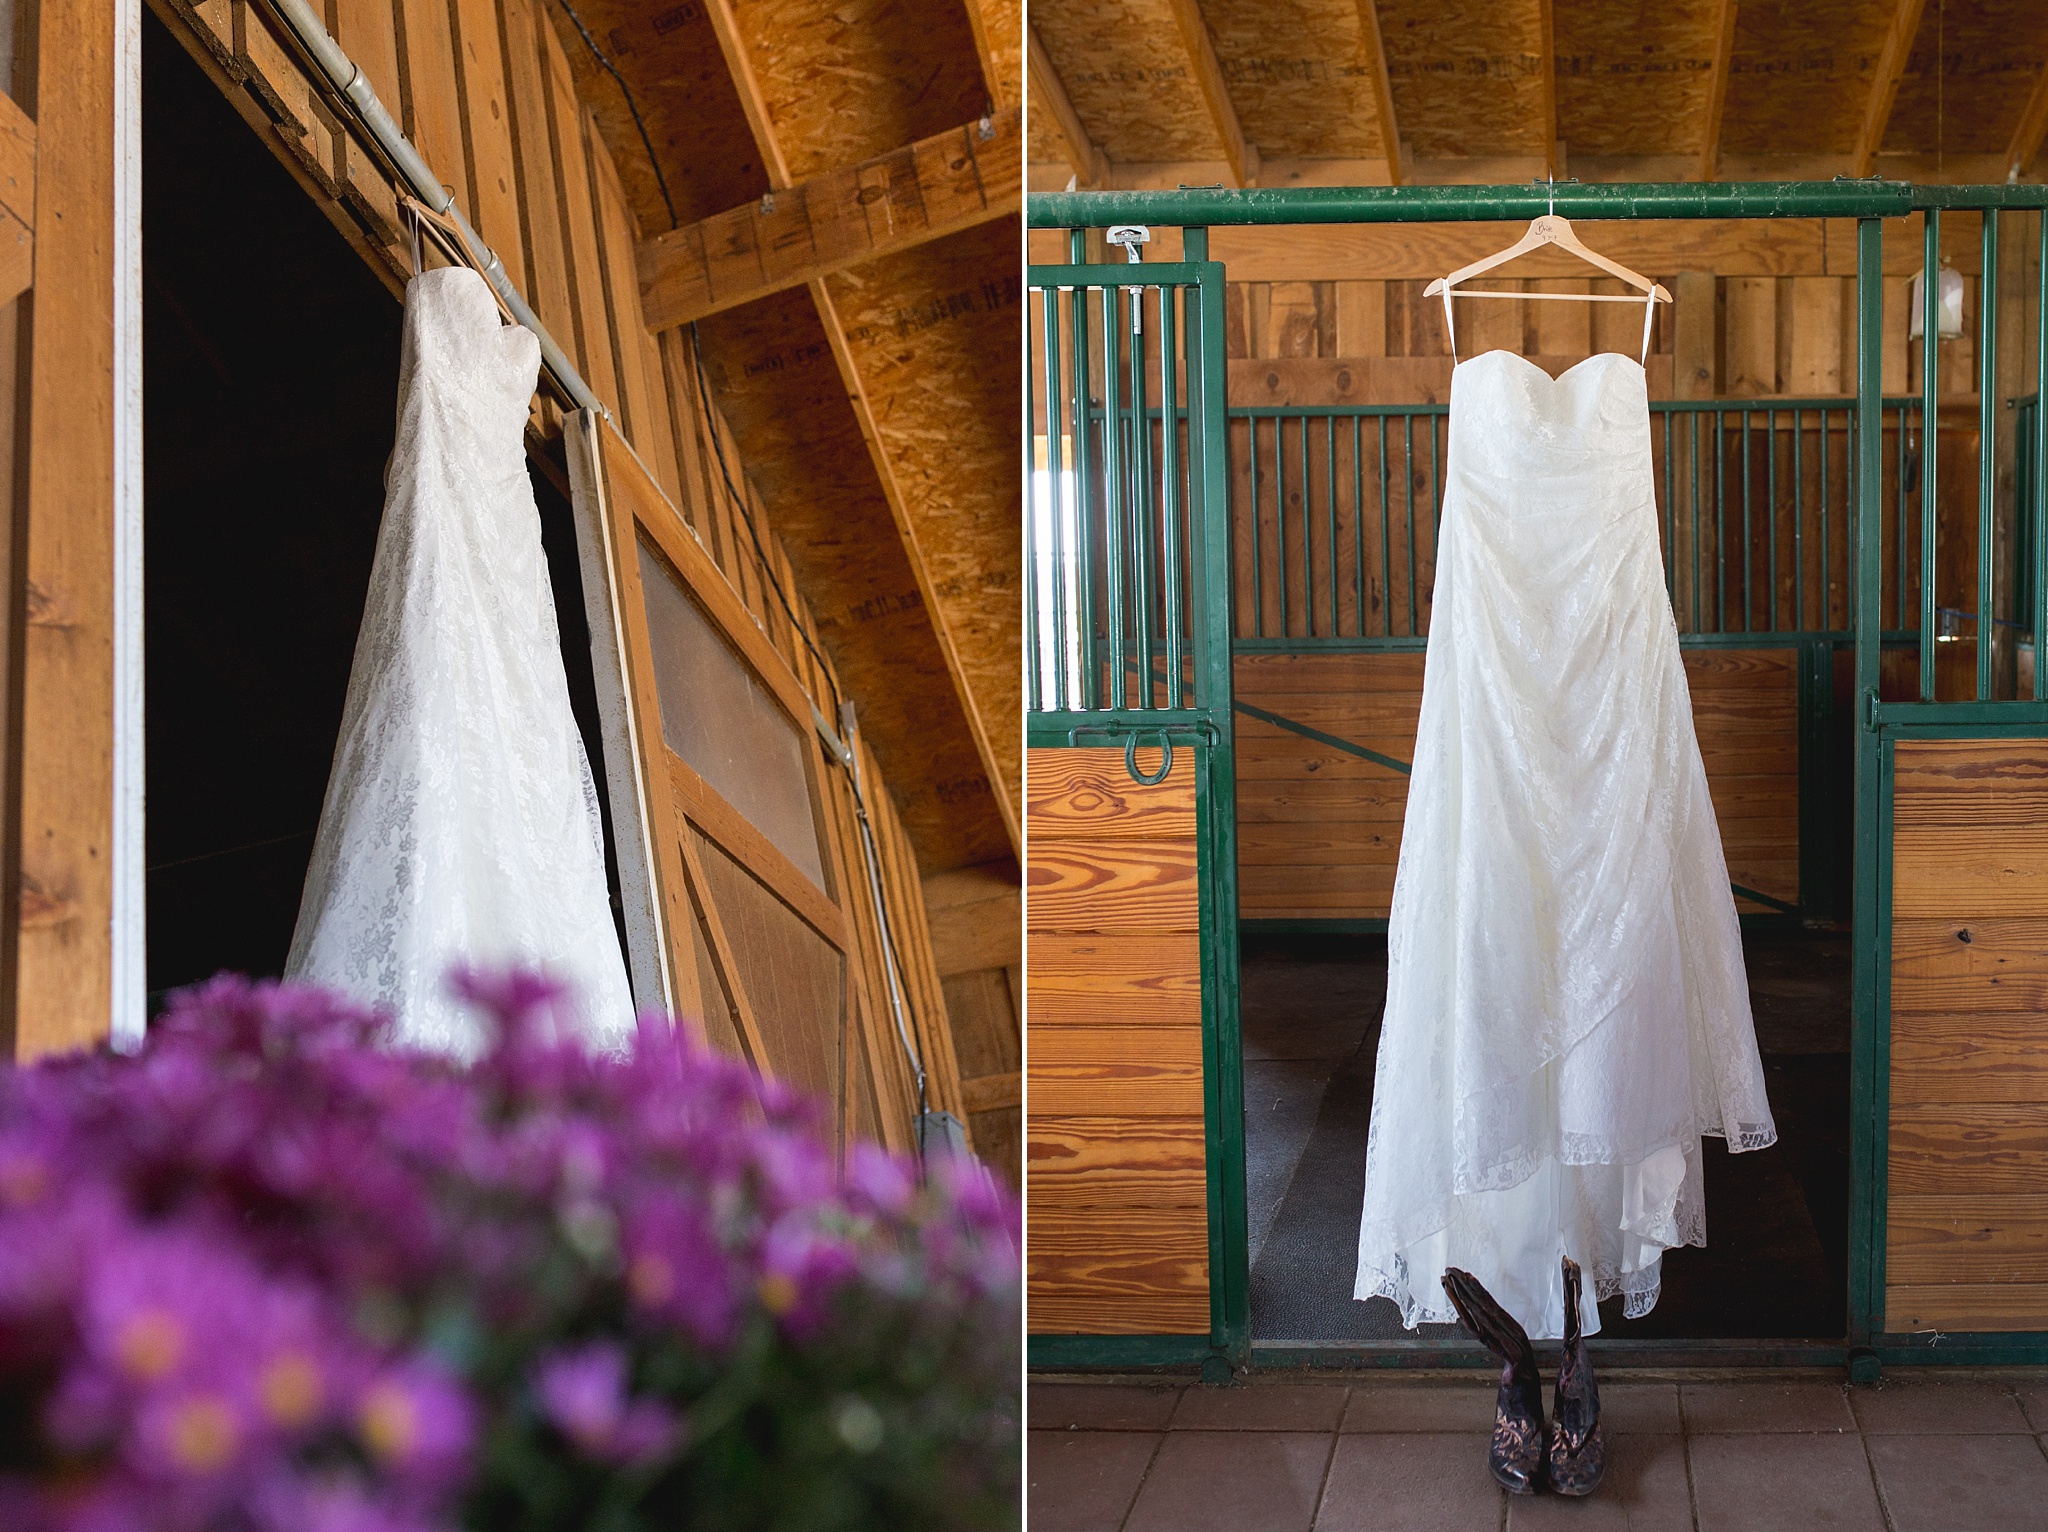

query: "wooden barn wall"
xmin=1027 ymin=745 xmax=1208 ymax=1335
xmin=1236 ymin=650 xmax=1799 ymax=923
xmin=21 ymin=0 xmax=981 ymax=1166
xmin=1887 ymin=739 xmax=2048 ymax=1334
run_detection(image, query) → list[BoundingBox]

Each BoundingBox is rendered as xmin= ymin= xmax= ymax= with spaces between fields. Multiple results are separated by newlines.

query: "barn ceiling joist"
xmin=552 ymin=0 xmax=1022 ymax=878
xmin=1027 ymin=0 xmax=2048 ymax=190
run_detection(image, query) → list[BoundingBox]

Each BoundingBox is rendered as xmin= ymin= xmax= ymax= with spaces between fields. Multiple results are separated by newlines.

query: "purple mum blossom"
xmin=533 ymin=1342 xmax=677 ymax=1464
xmin=0 ymin=967 xmax=1019 ymax=1530
xmin=353 ymin=1360 xmax=475 ymax=1489
xmin=621 ymin=1193 xmax=736 ymax=1348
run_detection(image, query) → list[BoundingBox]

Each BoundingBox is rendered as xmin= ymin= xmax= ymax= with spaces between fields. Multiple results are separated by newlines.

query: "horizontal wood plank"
xmin=1889 ymin=1104 xmax=2048 ymax=1195
xmin=1894 ymin=739 xmax=2048 ymax=830
xmin=1027 ymin=1025 xmax=1205 ymax=1117
xmin=1027 ymin=932 xmax=1202 ymax=1027
xmin=1027 ymin=1114 xmax=1208 ymax=1206
xmin=1029 ymin=1204 xmax=1209 ymax=1335
xmin=1891 ymin=1013 xmax=2048 ymax=1103
xmin=960 ymin=1070 xmax=1020 ymax=1114
xmin=1888 ymin=1196 xmax=2048 ymax=1284
xmin=1894 ymin=828 xmax=2048 ymax=916
xmin=1893 ymin=919 xmax=2048 ymax=1013
xmin=1026 ymin=746 xmax=1195 ymax=838
xmin=1886 ymin=1283 xmax=2048 ymax=1333
xmin=1028 ymin=837 xmax=1199 ymax=933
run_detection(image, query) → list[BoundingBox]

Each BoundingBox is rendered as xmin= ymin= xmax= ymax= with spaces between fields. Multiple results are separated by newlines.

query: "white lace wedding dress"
xmin=287 ymin=267 xmax=635 ymax=1058
xmin=1353 ymin=350 xmax=1777 ymax=1339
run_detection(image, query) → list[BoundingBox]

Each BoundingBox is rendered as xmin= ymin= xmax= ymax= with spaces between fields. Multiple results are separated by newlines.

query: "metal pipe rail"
xmin=256 ymin=0 xmax=606 ymax=419
xmin=1030 ymin=181 xmax=1920 ymax=228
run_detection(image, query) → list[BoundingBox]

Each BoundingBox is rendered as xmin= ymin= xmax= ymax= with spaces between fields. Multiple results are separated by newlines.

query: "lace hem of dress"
xmin=1357 ymin=1235 xmax=1700 ymax=1330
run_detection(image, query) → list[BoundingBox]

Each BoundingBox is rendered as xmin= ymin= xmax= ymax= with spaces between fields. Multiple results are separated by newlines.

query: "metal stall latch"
xmin=1107 ymin=225 xmax=1150 ymax=334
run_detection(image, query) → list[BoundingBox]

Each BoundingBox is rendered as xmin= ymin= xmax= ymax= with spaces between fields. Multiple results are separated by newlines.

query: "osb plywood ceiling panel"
xmin=1552 ymin=0 xmax=1724 ymax=157
xmin=1718 ymin=0 xmax=1900 ymax=156
xmin=1882 ymin=0 xmax=2048 ymax=154
xmin=695 ymin=291 xmax=1011 ymax=873
xmin=1031 ymin=0 xmax=1228 ymax=162
xmin=728 ymin=0 xmax=991 ymax=182
xmin=543 ymin=0 xmax=767 ymax=226
xmin=822 ymin=220 xmax=1024 ymax=824
xmin=1200 ymin=0 xmax=1387 ymax=159
xmin=1378 ymin=0 xmax=1548 ymax=159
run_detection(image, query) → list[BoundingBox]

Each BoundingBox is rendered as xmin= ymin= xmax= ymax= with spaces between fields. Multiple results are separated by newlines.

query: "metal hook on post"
xmin=1125 ymin=731 xmax=1174 ymax=786
xmin=1108 ymin=224 xmax=1150 ymax=335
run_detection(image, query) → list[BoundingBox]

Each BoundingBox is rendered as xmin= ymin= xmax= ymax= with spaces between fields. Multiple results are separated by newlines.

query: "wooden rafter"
xmin=1698 ymin=0 xmax=1739 ymax=182
xmin=693 ymin=7 xmax=1022 ymax=857
xmin=1353 ymin=0 xmax=1402 ymax=186
xmin=1163 ymin=0 xmax=1257 ymax=187
xmin=807 ymin=279 xmax=1021 ymax=854
xmin=1536 ymin=0 xmax=1557 ymax=176
xmin=636 ymin=110 xmax=1022 ymax=330
xmin=2007 ymin=56 xmax=2048 ymax=182
xmin=962 ymin=0 xmax=1013 ymax=111
xmin=701 ymin=0 xmax=792 ymax=190
xmin=1852 ymin=0 xmax=1928 ymax=177
xmin=1027 ymin=24 xmax=1106 ymax=186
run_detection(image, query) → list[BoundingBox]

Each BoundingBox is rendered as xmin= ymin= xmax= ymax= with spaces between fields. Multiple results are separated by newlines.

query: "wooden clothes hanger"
xmin=1426 ymin=180 xmax=1672 ymax=366
xmin=399 ymin=195 xmax=522 ymax=330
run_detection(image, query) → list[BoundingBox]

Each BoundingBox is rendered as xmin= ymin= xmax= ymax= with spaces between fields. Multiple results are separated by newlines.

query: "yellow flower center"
xmin=259 ymin=1352 xmax=323 ymax=1428
xmin=628 ymin=1253 xmax=674 ymax=1307
xmin=166 ymin=1394 xmax=238 ymax=1473
xmin=115 ymin=1310 xmax=185 ymax=1381
xmin=757 ymin=1272 xmax=799 ymax=1316
xmin=359 ymin=1382 xmax=418 ymax=1464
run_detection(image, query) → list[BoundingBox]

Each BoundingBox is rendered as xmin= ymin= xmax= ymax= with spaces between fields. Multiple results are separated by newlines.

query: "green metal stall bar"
xmin=1027 ymin=180 xmax=2048 ymax=1380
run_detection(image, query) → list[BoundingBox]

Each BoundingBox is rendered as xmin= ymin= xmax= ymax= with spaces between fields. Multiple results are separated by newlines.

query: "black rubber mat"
xmin=1244 ymin=931 xmax=1852 ymax=1343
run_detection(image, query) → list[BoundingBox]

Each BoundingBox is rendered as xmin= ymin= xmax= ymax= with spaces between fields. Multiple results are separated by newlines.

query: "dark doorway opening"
xmin=1243 ymin=927 xmax=1851 ymax=1343
xmin=141 ymin=13 xmax=616 ymax=1007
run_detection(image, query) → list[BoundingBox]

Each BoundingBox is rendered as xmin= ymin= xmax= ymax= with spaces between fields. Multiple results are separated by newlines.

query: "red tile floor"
xmin=1028 ymin=1373 xmax=2048 ymax=1531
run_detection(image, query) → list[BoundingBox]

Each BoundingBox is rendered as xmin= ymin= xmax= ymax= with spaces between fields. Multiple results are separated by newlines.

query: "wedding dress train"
xmin=1353 ymin=350 xmax=1777 ymax=1339
xmin=287 ymin=266 xmax=635 ymax=1057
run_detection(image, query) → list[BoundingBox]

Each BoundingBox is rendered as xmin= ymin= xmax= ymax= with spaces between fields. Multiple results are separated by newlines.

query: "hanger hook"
xmin=1548 ymin=172 xmax=1555 ymax=218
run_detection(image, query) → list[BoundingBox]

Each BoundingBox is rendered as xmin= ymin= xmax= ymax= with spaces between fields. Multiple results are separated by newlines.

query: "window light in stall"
xmin=1909 ymin=265 xmax=1965 ymax=340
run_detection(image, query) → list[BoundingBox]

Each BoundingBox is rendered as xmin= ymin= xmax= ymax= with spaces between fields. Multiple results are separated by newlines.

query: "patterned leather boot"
xmin=1441 ymin=1267 xmax=1546 ymax=1495
xmin=1546 ymin=1256 xmax=1606 ymax=1496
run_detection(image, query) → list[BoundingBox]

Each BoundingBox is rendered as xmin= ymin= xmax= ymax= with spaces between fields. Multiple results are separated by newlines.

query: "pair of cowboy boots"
xmin=1440 ymin=1256 xmax=1605 ymax=1497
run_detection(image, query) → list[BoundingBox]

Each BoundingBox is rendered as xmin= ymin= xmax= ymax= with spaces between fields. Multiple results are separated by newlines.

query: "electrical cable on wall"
xmin=549 ymin=0 xmax=680 ymax=229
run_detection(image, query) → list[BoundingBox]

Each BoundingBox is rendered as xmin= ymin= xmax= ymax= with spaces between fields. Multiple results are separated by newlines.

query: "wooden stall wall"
xmin=67 ymin=0 xmax=978 ymax=1166
xmin=1888 ymin=738 xmax=2048 ymax=1333
xmin=1235 ymin=649 xmax=1800 ymax=924
xmin=1027 ymin=746 xmax=1209 ymax=1335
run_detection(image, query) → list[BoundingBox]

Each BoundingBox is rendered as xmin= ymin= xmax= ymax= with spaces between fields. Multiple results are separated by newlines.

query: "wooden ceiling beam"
xmin=1163 ymin=0 xmax=1257 ymax=187
xmin=637 ymin=110 xmax=1021 ymax=330
xmin=691 ymin=0 xmax=1021 ymax=858
xmin=2006 ymin=56 xmax=2048 ymax=183
xmin=1852 ymin=0 xmax=1928 ymax=178
xmin=701 ymin=0 xmax=793 ymax=190
xmin=1536 ymin=0 xmax=1557 ymax=177
xmin=1698 ymin=0 xmax=1738 ymax=182
xmin=808 ymin=276 xmax=1020 ymax=855
xmin=1027 ymin=25 xmax=1107 ymax=188
xmin=1353 ymin=0 xmax=1402 ymax=186
xmin=962 ymin=0 xmax=1019 ymax=112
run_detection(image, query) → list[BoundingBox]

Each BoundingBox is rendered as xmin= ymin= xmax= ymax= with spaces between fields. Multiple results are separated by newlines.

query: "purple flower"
xmin=353 ymin=1360 xmax=474 ymax=1488
xmin=758 ymin=1217 xmax=858 ymax=1338
xmin=532 ymin=1342 xmax=677 ymax=1464
xmin=621 ymin=1194 xmax=736 ymax=1348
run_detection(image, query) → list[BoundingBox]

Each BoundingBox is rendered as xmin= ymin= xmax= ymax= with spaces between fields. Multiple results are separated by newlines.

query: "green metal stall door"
xmin=1025 ymin=238 xmax=1248 ymax=1374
